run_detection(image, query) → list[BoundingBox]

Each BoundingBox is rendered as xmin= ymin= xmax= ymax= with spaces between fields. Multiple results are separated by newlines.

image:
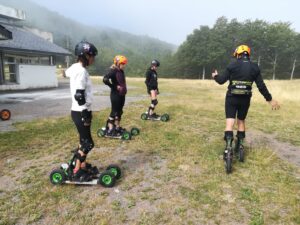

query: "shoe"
xmin=115 ymin=127 xmax=126 ymax=135
xmin=83 ymin=163 xmax=99 ymax=176
xmin=106 ymin=129 xmax=114 ymax=136
xmin=73 ymin=169 xmax=92 ymax=182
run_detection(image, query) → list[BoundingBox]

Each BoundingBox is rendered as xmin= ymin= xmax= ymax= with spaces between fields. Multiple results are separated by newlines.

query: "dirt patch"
xmin=246 ymin=130 xmax=300 ymax=168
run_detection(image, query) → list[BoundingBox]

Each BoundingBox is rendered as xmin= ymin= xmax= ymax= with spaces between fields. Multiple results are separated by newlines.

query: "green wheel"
xmin=97 ymin=128 xmax=106 ymax=137
xmin=50 ymin=169 xmax=66 ymax=185
xmin=160 ymin=114 xmax=169 ymax=122
xmin=122 ymin=131 xmax=131 ymax=140
xmin=98 ymin=171 xmax=116 ymax=188
xmin=106 ymin=164 xmax=122 ymax=179
xmin=130 ymin=127 xmax=140 ymax=136
xmin=165 ymin=114 xmax=170 ymax=121
xmin=141 ymin=113 xmax=148 ymax=120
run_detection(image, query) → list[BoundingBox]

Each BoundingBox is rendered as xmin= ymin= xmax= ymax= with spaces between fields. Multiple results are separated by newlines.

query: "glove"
xmin=81 ymin=109 xmax=92 ymax=126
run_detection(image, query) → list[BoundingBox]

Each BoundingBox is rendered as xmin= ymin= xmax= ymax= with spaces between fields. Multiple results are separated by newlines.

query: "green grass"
xmin=0 ymin=78 xmax=299 ymax=225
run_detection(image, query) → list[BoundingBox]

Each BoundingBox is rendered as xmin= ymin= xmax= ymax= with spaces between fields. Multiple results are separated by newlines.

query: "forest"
xmin=1 ymin=0 xmax=299 ymax=79
xmin=163 ymin=17 xmax=300 ymax=79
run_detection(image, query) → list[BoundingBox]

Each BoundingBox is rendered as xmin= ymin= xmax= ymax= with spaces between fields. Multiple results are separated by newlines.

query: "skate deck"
xmin=65 ymin=179 xmax=98 ymax=185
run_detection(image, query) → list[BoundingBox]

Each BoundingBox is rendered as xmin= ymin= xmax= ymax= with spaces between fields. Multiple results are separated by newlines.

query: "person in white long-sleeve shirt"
xmin=65 ymin=41 xmax=98 ymax=182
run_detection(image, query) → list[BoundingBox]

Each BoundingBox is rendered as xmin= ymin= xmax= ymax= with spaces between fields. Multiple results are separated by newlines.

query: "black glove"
xmin=81 ymin=109 xmax=92 ymax=126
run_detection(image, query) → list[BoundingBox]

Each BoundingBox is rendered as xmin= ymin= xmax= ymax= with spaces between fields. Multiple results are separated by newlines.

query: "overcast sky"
xmin=31 ymin=0 xmax=300 ymax=45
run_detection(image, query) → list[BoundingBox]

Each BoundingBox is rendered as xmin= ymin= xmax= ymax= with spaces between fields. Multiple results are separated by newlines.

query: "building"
xmin=0 ymin=4 xmax=70 ymax=90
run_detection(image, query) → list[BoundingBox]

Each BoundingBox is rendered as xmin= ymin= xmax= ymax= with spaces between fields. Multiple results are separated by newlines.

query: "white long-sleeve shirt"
xmin=65 ymin=63 xmax=93 ymax=111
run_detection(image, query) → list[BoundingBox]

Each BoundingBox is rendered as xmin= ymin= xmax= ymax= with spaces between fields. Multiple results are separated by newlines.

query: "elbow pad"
xmin=103 ymin=76 xmax=110 ymax=85
xmin=74 ymin=89 xmax=86 ymax=106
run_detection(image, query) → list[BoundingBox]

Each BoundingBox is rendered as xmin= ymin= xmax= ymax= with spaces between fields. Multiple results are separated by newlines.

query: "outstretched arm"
xmin=212 ymin=69 xmax=230 ymax=84
xmin=255 ymin=69 xmax=280 ymax=110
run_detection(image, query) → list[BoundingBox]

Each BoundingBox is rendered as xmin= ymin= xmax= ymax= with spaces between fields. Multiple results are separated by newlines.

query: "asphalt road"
xmin=0 ymin=78 xmax=143 ymax=132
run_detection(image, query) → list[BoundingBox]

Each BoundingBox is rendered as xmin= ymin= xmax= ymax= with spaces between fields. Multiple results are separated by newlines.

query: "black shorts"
xmin=71 ymin=110 xmax=93 ymax=146
xmin=225 ymin=95 xmax=251 ymax=120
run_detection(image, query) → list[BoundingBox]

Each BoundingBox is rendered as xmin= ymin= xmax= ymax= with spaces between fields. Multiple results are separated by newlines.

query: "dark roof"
xmin=0 ymin=24 xmax=71 ymax=55
xmin=0 ymin=24 xmax=12 ymax=40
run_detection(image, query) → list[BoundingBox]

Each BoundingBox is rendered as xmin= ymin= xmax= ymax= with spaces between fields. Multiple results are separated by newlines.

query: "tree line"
xmin=160 ymin=17 xmax=300 ymax=80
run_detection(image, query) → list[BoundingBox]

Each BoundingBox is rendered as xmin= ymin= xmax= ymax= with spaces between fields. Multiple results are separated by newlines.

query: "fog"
xmin=20 ymin=0 xmax=300 ymax=45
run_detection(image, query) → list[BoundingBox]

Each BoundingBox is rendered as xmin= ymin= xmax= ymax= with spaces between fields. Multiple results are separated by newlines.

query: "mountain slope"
xmin=0 ymin=0 xmax=176 ymax=76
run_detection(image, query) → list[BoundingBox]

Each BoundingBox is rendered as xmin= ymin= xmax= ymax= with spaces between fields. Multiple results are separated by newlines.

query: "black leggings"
xmin=71 ymin=111 xmax=94 ymax=148
xmin=225 ymin=95 xmax=251 ymax=120
xmin=110 ymin=92 xmax=125 ymax=118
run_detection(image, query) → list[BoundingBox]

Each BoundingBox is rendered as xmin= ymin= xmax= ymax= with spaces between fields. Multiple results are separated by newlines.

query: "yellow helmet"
xmin=233 ymin=45 xmax=251 ymax=57
xmin=113 ymin=55 xmax=128 ymax=65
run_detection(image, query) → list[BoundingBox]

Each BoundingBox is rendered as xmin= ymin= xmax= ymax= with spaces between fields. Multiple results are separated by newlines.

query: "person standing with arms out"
xmin=103 ymin=55 xmax=128 ymax=136
xmin=145 ymin=59 xmax=160 ymax=118
xmin=212 ymin=45 xmax=280 ymax=156
xmin=65 ymin=41 xmax=98 ymax=181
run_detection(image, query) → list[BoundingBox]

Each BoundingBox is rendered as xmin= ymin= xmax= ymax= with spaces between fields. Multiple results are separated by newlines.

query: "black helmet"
xmin=75 ymin=41 xmax=98 ymax=56
xmin=151 ymin=59 xmax=160 ymax=67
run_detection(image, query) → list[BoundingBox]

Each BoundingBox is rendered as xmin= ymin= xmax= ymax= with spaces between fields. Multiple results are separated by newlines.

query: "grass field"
xmin=0 ymin=78 xmax=299 ymax=225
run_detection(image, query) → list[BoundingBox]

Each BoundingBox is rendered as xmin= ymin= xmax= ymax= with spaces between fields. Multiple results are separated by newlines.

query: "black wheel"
xmin=122 ymin=131 xmax=131 ymax=140
xmin=160 ymin=114 xmax=169 ymax=122
xmin=50 ymin=169 xmax=66 ymax=185
xmin=106 ymin=164 xmax=122 ymax=179
xmin=130 ymin=127 xmax=140 ymax=136
xmin=225 ymin=150 xmax=232 ymax=174
xmin=98 ymin=171 xmax=116 ymax=188
xmin=97 ymin=128 xmax=106 ymax=137
xmin=239 ymin=146 xmax=245 ymax=162
xmin=141 ymin=113 xmax=148 ymax=120
xmin=0 ymin=109 xmax=11 ymax=121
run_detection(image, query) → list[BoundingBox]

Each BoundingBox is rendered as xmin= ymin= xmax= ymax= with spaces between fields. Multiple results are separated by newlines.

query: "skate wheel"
xmin=130 ymin=127 xmax=140 ymax=136
xmin=0 ymin=109 xmax=11 ymax=121
xmin=239 ymin=147 xmax=245 ymax=162
xmin=98 ymin=171 xmax=116 ymax=188
xmin=141 ymin=113 xmax=148 ymax=120
xmin=106 ymin=164 xmax=122 ymax=179
xmin=97 ymin=128 xmax=105 ymax=137
xmin=50 ymin=169 xmax=66 ymax=185
xmin=225 ymin=151 xmax=233 ymax=174
xmin=122 ymin=131 xmax=131 ymax=140
xmin=160 ymin=114 xmax=169 ymax=122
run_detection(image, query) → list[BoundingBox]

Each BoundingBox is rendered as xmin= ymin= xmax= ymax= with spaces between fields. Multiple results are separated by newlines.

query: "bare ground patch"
xmin=247 ymin=130 xmax=300 ymax=168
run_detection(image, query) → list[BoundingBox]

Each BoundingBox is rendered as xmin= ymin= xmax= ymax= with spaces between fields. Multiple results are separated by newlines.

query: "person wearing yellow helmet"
xmin=103 ymin=55 xmax=128 ymax=136
xmin=212 ymin=44 xmax=280 ymax=161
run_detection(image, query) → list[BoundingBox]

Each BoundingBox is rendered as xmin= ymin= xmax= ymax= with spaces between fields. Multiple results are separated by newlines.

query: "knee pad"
xmin=151 ymin=99 xmax=158 ymax=106
xmin=75 ymin=151 xmax=86 ymax=163
xmin=114 ymin=110 xmax=123 ymax=122
xmin=80 ymin=139 xmax=94 ymax=154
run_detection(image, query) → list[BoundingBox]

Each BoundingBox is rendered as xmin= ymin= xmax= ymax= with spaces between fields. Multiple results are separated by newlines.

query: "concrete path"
xmin=0 ymin=79 xmax=143 ymax=132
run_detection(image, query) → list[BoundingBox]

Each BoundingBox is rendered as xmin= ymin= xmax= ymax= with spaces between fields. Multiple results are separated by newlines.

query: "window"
xmin=1 ymin=53 xmax=53 ymax=85
xmin=3 ymin=56 xmax=17 ymax=84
